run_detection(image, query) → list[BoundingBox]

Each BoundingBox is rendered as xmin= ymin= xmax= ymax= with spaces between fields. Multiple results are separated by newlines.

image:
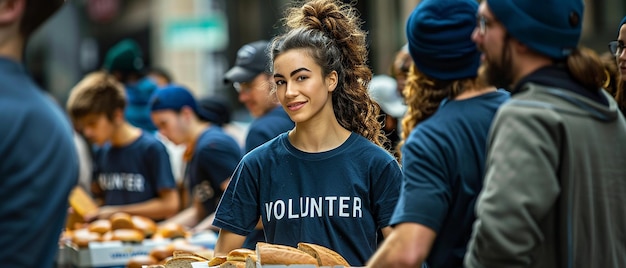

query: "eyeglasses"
xmin=477 ymin=15 xmax=490 ymax=36
xmin=608 ymin=41 xmax=625 ymax=56
xmin=233 ymin=82 xmax=252 ymax=93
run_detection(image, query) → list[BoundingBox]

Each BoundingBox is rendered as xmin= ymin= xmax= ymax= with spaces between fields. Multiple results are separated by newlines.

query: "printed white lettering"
xmin=325 ymin=196 xmax=337 ymax=216
xmin=300 ymin=197 xmax=309 ymax=217
xmin=353 ymin=197 xmax=362 ymax=217
xmin=263 ymin=196 xmax=364 ymax=221
xmin=288 ymin=199 xmax=299 ymax=219
xmin=339 ymin=196 xmax=350 ymax=217
xmin=265 ymin=202 xmax=273 ymax=222
xmin=96 ymin=173 xmax=146 ymax=192
xmin=311 ymin=197 xmax=323 ymax=217
xmin=274 ymin=200 xmax=285 ymax=220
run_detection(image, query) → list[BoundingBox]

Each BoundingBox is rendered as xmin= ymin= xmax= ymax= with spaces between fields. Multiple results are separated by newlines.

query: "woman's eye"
xmin=297 ymin=76 xmax=307 ymax=81
xmin=275 ymin=80 xmax=285 ymax=85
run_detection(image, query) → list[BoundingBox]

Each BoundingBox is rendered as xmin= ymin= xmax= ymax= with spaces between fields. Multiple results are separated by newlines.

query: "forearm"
xmin=367 ymin=223 xmax=434 ymax=268
xmin=160 ymin=206 xmax=198 ymax=228
xmin=101 ymin=190 xmax=179 ymax=220
xmin=214 ymin=229 xmax=246 ymax=256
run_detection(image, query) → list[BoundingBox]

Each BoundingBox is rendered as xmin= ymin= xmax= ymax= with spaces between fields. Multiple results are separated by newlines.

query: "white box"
xmin=69 ymin=239 xmax=171 ymax=268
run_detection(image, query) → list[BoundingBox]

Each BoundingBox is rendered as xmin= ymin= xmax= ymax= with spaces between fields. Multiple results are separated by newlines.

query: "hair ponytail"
xmin=271 ymin=0 xmax=387 ymax=147
xmin=566 ymin=47 xmax=606 ymax=91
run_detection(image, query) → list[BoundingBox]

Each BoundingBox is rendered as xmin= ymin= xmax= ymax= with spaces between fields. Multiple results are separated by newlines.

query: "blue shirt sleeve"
xmin=391 ymin=128 xmax=452 ymax=233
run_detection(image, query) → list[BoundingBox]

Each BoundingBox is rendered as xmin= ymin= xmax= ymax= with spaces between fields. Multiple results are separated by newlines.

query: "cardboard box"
xmin=68 ymin=239 xmax=171 ymax=268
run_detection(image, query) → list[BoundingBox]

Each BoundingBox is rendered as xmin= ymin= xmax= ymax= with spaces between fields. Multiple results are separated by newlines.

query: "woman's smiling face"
xmin=272 ymin=48 xmax=337 ymax=124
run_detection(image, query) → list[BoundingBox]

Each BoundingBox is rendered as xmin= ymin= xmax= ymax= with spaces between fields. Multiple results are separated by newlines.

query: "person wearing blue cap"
xmin=224 ymin=40 xmax=295 ymax=249
xmin=609 ymin=16 xmax=626 ymax=113
xmin=0 ymin=1 xmax=79 ymax=267
xmin=465 ymin=0 xmax=626 ymax=267
xmin=67 ymin=72 xmax=179 ymax=221
xmin=149 ymin=85 xmax=242 ymax=233
xmin=367 ymin=0 xmax=509 ymax=267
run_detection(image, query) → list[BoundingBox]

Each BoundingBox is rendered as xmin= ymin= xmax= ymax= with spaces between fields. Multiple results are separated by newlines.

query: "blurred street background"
xmin=28 ymin=0 xmax=626 ymax=121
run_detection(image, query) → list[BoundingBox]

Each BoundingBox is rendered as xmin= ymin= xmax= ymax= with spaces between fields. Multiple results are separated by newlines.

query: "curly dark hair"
xmin=269 ymin=0 xmax=387 ymax=147
xmin=396 ymin=64 xmax=486 ymax=160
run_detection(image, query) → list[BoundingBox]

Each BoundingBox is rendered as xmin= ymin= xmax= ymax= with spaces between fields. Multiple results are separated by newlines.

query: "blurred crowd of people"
xmin=2 ymin=0 xmax=626 ymax=267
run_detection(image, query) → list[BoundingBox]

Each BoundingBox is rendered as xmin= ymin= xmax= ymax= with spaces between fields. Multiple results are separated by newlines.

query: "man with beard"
xmin=465 ymin=0 xmax=626 ymax=267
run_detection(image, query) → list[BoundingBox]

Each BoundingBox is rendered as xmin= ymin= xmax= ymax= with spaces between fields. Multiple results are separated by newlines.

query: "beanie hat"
xmin=406 ymin=0 xmax=480 ymax=81
xmin=618 ymin=16 xmax=626 ymax=36
xmin=149 ymin=85 xmax=220 ymax=124
xmin=487 ymin=0 xmax=583 ymax=60
xmin=224 ymin=40 xmax=270 ymax=83
xmin=103 ymin=39 xmax=145 ymax=73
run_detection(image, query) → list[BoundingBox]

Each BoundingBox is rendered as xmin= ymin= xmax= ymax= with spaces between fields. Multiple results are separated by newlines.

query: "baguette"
xmin=256 ymin=243 xmax=317 ymax=265
xmin=227 ymin=248 xmax=256 ymax=262
xmin=208 ymin=256 xmax=227 ymax=266
xmin=219 ymin=260 xmax=245 ymax=268
xmin=297 ymin=242 xmax=350 ymax=267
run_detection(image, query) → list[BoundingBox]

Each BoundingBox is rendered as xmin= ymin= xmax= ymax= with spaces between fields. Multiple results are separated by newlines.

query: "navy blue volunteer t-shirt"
xmin=244 ymin=106 xmax=294 ymax=152
xmin=186 ymin=126 xmax=242 ymax=215
xmin=93 ymin=132 xmax=176 ymax=206
xmin=215 ymin=132 xmax=402 ymax=266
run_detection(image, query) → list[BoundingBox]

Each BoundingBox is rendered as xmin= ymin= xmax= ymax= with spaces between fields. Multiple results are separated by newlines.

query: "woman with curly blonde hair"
xmin=369 ymin=0 xmax=509 ymax=267
xmin=212 ymin=0 xmax=402 ymax=265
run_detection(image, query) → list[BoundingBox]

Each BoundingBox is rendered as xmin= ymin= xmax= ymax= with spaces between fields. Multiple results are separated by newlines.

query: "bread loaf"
xmin=68 ymin=186 xmax=98 ymax=218
xmin=297 ymin=242 xmax=350 ymax=267
xmin=227 ymin=248 xmax=256 ymax=262
xmin=126 ymin=255 xmax=158 ymax=268
xmin=150 ymin=245 xmax=175 ymax=262
xmin=131 ymin=215 xmax=157 ymax=237
xmin=110 ymin=212 xmax=134 ymax=230
xmin=111 ymin=229 xmax=144 ymax=243
xmin=256 ymin=243 xmax=317 ymax=265
xmin=219 ymin=260 xmax=246 ymax=268
xmin=88 ymin=219 xmax=111 ymax=235
xmin=208 ymin=256 xmax=227 ymax=266
xmin=71 ymin=228 xmax=100 ymax=248
xmin=155 ymin=222 xmax=186 ymax=239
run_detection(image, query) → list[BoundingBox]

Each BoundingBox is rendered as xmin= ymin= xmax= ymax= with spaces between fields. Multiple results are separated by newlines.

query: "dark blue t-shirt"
xmin=0 ymin=57 xmax=78 ymax=268
xmin=186 ymin=126 xmax=242 ymax=215
xmin=93 ymin=132 xmax=176 ymax=205
xmin=215 ymin=132 xmax=402 ymax=266
xmin=243 ymin=105 xmax=294 ymax=247
xmin=245 ymin=106 xmax=294 ymax=153
xmin=392 ymin=90 xmax=509 ymax=268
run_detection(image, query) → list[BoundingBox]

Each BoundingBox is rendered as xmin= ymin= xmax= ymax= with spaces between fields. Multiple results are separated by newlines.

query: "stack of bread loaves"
xmin=202 ymin=242 xmax=350 ymax=268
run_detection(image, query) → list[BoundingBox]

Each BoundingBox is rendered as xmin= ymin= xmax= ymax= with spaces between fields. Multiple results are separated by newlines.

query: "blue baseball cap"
xmin=149 ymin=85 xmax=221 ymax=124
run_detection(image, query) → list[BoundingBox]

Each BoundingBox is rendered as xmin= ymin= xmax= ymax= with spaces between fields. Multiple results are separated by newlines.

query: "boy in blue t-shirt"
xmin=66 ymin=72 xmax=179 ymax=221
xmin=149 ymin=85 xmax=242 ymax=232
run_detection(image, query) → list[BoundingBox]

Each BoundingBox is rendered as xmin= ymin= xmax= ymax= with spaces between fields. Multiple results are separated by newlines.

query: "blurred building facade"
xmin=26 ymin=0 xmax=626 ymax=113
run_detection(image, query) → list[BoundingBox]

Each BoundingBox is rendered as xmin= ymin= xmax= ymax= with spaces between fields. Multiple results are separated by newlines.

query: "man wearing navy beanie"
xmin=465 ymin=0 xmax=626 ymax=267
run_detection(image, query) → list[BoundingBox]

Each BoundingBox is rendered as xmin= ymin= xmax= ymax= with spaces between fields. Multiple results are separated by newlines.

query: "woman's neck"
xmin=289 ymin=112 xmax=351 ymax=153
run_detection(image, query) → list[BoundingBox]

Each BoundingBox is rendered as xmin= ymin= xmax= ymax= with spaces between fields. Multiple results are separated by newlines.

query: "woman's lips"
xmin=287 ymin=101 xmax=307 ymax=111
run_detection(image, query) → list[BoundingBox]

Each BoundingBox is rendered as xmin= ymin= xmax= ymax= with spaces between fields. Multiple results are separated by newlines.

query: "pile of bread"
xmin=62 ymin=212 xmax=188 ymax=248
xmin=205 ymin=242 xmax=350 ymax=268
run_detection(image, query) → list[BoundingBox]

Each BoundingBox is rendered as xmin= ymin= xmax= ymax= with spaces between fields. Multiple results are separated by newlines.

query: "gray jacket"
xmin=464 ymin=83 xmax=626 ymax=267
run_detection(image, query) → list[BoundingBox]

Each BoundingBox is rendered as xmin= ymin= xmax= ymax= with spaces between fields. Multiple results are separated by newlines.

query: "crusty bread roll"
xmin=297 ymin=242 xmax=350 ymax=267
xmin=164 ymin=251 xmax=209 ymax=268
xmin=226 ymin=248 xmax=256 ymax=262
xmin=208 ymin=256 xmax=227 ymax=266
xmin=219 ymin=260 xmax=246 ymax=268
xmin=126 ymin=255 xmax=158 ymax=268
xmin=111 ymin=229 xmax=144 ymax=243
xmin=88 ymin=219 xmax=112 ymax=235
xmin=256 ymin=243 xmax=317 ymax=265
xmin=155 ymin=222 xmax=186 ymax=239
xmin=68 ymin=186 xmax=99 ymax=218
xmin=110 ymin=212 xmax=134 ymax=230
xmin=150 ymin=245 xmax=175 ymax=262
xmin=71 ymin=228 xmax=101 ymax=248
xmin=131 ymin=215 xmax=157 ymax=237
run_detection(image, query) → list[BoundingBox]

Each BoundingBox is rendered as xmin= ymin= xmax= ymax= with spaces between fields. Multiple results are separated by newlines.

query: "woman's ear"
xmin=326 ymin=70 xmax=338 ymax=92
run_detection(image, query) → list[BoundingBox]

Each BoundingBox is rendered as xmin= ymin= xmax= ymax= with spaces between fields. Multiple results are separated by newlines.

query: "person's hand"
xmin=83 ymin=206 xmax=116 ymax=222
